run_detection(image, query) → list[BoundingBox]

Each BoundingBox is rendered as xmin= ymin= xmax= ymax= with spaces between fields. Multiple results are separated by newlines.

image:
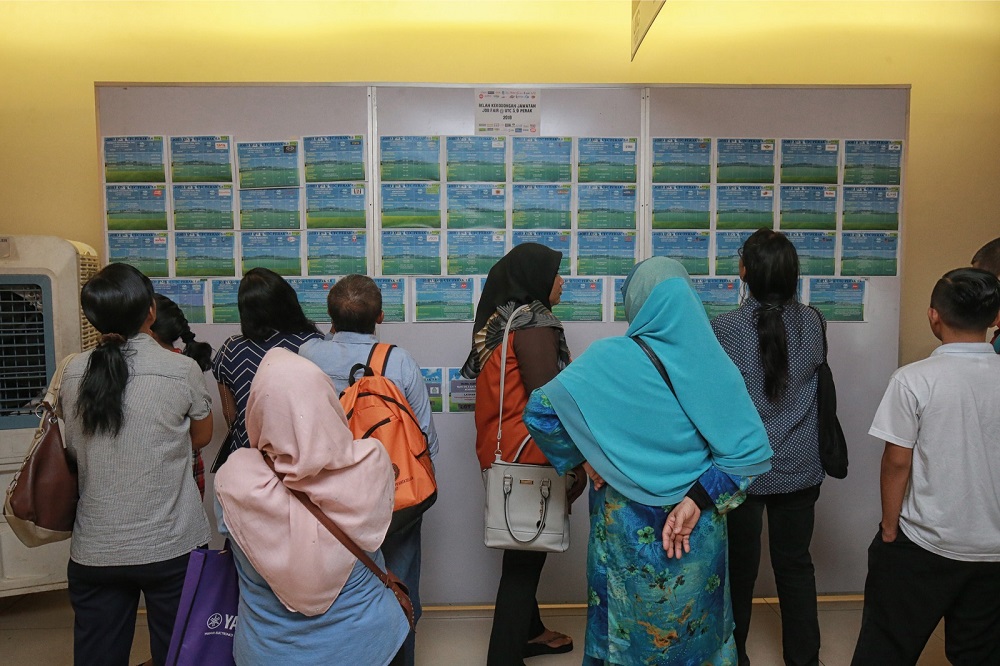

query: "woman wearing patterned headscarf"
xmin=712 ymin=229 xmax=827 ymax=666
xmin=524 ymin=257 xmax=773 ymax=665
xmin=462 ymin=243 xmax=586 ymax=665
xmin=215 ymin=348 xmax=408 ymax=665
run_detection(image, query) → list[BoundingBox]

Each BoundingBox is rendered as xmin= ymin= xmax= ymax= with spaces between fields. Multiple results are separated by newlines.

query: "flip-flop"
xmin=523 ymin=635 xmax=574 ymax=658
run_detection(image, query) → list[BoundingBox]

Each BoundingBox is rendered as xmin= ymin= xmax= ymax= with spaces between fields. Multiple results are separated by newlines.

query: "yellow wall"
xmin=1 ymin=1 xmax=998 ymax=363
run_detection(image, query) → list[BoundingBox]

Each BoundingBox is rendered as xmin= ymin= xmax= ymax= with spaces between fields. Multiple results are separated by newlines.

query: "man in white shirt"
xmin=851 ymin=268 xmax=1000 ymax=666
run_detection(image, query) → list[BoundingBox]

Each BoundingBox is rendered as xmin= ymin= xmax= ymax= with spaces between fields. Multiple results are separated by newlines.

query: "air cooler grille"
xmin=0 ymin=283 xmax=48 ymax=416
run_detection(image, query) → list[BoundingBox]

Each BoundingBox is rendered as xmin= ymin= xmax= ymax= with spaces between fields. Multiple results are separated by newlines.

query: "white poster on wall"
xmin=474 ymin=88 xmax=540 ymax=136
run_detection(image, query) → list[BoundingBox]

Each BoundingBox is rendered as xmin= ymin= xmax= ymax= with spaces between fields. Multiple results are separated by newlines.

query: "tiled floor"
xmin=0 ymin=592 xmax=948 ymax=665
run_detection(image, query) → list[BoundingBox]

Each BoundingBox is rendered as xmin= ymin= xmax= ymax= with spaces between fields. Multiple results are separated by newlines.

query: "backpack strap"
xmin=366 ymin=343 xmax=395 ymax=377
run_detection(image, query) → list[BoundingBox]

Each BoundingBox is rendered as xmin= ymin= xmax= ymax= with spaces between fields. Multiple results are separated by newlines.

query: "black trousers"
xmin=727 ymin=484 xmax=821 ymax=666
xmin=487 ymin=549 xmax=548 ymax=666
xmin=851 ymin=527 xmax=1000 ymax=666
xmin=67 ymin=553 xmax=190 ymax=666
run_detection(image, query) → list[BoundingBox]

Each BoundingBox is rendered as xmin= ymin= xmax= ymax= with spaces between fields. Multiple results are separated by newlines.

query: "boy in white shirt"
xmin=851 ymin=268 xmax=1000 ymax=665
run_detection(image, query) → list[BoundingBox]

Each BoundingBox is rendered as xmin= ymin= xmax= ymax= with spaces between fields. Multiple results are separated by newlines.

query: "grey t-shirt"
xmin=60 ymin=333 xmax=213 ymax=566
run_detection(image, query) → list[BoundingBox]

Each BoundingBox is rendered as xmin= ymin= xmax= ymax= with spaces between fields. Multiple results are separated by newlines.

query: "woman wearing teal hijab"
xmin=524 ymin=257 xmax=773 ymax=665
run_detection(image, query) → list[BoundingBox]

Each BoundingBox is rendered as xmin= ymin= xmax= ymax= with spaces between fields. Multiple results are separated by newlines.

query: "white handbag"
xmin=483 ymin=305 xmax=570 ymax=553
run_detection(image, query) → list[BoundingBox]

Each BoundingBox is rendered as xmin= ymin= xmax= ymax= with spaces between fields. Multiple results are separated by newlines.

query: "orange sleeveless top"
xmin=474 ymin=331 xmax=550 ymax=470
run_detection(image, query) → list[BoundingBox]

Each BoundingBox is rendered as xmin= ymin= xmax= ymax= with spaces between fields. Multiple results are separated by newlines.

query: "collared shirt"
xmin=712 ymin=297 xmax=825 ymax=495
xmin=298 ymin=331 xmax=439 ymax=461
xmin=870 ymin=342 xmax=1000 ymax=562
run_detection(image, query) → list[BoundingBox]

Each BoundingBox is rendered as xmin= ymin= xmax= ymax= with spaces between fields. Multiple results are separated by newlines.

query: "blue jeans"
xmin=382 ymin=516 xmax=423 ymax=666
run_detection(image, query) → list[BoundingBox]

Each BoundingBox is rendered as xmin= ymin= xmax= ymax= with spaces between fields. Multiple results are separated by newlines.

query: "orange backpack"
xmin=339 ymin=344 xmax=437 ymax=533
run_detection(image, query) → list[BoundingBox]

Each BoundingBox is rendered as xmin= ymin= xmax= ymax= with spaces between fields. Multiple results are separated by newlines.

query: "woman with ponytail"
xmin=711 ymin=229 xmax=827 ymax=666
xmin=150 ymin=293 xmax=213 ymax=498
xmin=59 ymin=264 xmax=214 ymax=666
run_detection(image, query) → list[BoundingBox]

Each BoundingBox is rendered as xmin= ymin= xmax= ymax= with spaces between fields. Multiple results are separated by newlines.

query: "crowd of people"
xmin=55 ymin=235 xmax=1000 ymax=666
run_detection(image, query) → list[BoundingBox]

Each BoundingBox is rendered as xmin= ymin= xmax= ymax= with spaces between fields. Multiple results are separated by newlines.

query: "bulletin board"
xmin=96 ymin=83 xmax=907 ymax=603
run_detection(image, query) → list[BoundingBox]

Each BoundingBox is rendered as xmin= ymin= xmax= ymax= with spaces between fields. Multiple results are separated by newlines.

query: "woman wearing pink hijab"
xmin=215 ymin=348 xmax=408 ymax=665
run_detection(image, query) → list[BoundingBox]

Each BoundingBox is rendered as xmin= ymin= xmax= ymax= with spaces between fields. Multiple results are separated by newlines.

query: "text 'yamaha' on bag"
xmin=3 ymin=354 xmax=79 ymax=548
xmin=483 ymin=304 xmax=570 ymax=553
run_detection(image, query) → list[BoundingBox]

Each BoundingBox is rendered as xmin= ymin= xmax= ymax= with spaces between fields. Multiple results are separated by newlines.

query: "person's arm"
xmin=190 ymin=413 xmax=214 ymax=450
xmin=218 ymin=382 xmax=238 ymax=428
xmin=398 ymin=352 xmax=439 ymax=461
xmin=512 ymin=327 xmax=563 ymax=392
xmin=523 ymin=389 xmax=587 ymax=502
xmin=879 ymin=442 xmax=913 ymax=542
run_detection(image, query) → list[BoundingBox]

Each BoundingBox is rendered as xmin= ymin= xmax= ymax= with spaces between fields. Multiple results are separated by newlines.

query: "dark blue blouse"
xmin=711 ymin=297 xmax=826 ymax=495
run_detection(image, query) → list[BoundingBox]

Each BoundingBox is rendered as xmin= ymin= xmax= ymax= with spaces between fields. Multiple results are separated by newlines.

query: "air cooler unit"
xmin=0 ymin=235 xmax=99 ymax=597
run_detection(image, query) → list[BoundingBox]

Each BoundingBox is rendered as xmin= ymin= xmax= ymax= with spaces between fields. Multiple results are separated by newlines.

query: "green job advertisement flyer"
xmin=151 ymin=279 xmax=207 ymax=324
xmin=381 ymin=183 xmax=442 ymax=229
xmin=691 ymin=278 xmax=741 ymax=320
xmin=553 ymin=278 xmax=604 ymax=322
xmin=170 ymin=136 xmax=232 ymax=183
xmin=239 ymin=187 xmax=301 ymax=230
xmin=382 ymin=231 xmax=441 ymax=275
xmin=237 ymin=141 xmax=300 ymax=189
xmin=652 ymin=231 xmax=710 ymax=276
xmin=415 ymin=277 xmax=474 ymax=322
xmin=512 ymin=184 xmax=571 ymax=230
xmin=108 ymin=232 xmax=169 ymax=277
xmin=715 ymin=230 xmax=755 ymax=276
xmin=380 ymin=136 xmax=441 ymax=182
xmin=717 ymin=139 xmax=775 ymax=184
xmin=421 ymin=368 xmax=444 ymax=413
xmin=613 ymin=277 xmax=627 ymax=322
xmin=716 ymin=185 xmax=774 ymax=230
xmin=841 ymin=232 xmax=898 ymax=276
xmin=446 ymin=183 xmax=506 ymax=230
xmin=652 ymin=184 xmax=710 ymax=230
xmin=210 ymin=279 xmax=241 ymax=324
xmin=512 ymin=230 xmax=571 ymax=275
xmin=174 ymin=231 xmax=236 ymax=277
xmin=287 ymin=278 xmax=335 ymax=323
xmin=577 ymin=138 xmax=637 ymax=183
xmin=447 ymin=368 xmax=476 ymax=413
xmin=512 ymin=137 xmax=572 ymax=182
xmin=446 ymin=136 xmax=505 ymax=182
xmin=785 ymin=231 xmax=836 ymax=276
xmin=780 ymin=139 xmax=838 ymax=184
xmin=779 ymin=186 xmax=837 ymax=231
xmin=374 ymin=278 xmax=406 ymax=322
xmin=106 ymin=184 xmax=168 ymax=231
xmin=842 ymin=186 xmax=899 ymax=231
xmin=303 ymin=136 xmax=364 ymax=183
xmin=652 ymin=138 xmax=711 ymax=184
xmin=844 ymin=140 xmax=902 ymax=185
xmin=447 ymin=230 xmax=505 ymax=275
xmin=306 ymin=183 xmax=366 ymax=229
xmin=104 ymin=136 xmax=165 ymax=183
xmin=241 ymin=231 xmax=302 ymax=276
xmin=173 ymin=184 xmax=234 ymax=230
xmin=577 ymin=231 xmax=636 ymax=276
xmin=307 ymin=230 xmax=366 ymax=276
xmin=577 ymin=184 xmax=637 ymax=230
xmin=808 ymin=278 xmax=866 ymax=322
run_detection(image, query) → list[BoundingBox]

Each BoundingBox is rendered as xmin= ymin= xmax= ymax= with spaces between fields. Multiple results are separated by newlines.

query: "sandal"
xmin=523 ymin=631 xmax=574 ymax=658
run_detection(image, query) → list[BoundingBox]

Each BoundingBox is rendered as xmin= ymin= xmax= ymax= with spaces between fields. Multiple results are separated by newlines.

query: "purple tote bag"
xmin=165 ymin=544 xmax=240 ymax=666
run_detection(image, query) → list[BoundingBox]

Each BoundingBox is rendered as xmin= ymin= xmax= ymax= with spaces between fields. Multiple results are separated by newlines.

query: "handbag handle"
xmin=43 ymin=353 xmax=78 ymax=418
xmin=494 ymin=304 xmax=532 ymax=460
xmin=261 ymin=455 xmax=415 ymax=629
xmin=502 ymin=470 xmax=551 ymax=545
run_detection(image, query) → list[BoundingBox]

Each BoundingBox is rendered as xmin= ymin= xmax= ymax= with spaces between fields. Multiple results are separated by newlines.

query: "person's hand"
xmin=567 ymin=465 xmax=587 ymax=503
xmin=583 ymin=462 xmax=605 ymax=490
xmin=663 ymin=497 xmax=700 ymax=559
xmin=880 ymin=522 xmax=898 ymax=543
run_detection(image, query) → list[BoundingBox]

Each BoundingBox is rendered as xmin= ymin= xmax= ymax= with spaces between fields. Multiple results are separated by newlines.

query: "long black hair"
xmin=237 ymin=267 xmax=319 ymax=342
xmin=77 ymin=263 xmax=154 ymax=436
xmin=151 ymin=294 xmax=213 ymax=371
xmin=741 ymin=229 xmax=800 ymax=402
